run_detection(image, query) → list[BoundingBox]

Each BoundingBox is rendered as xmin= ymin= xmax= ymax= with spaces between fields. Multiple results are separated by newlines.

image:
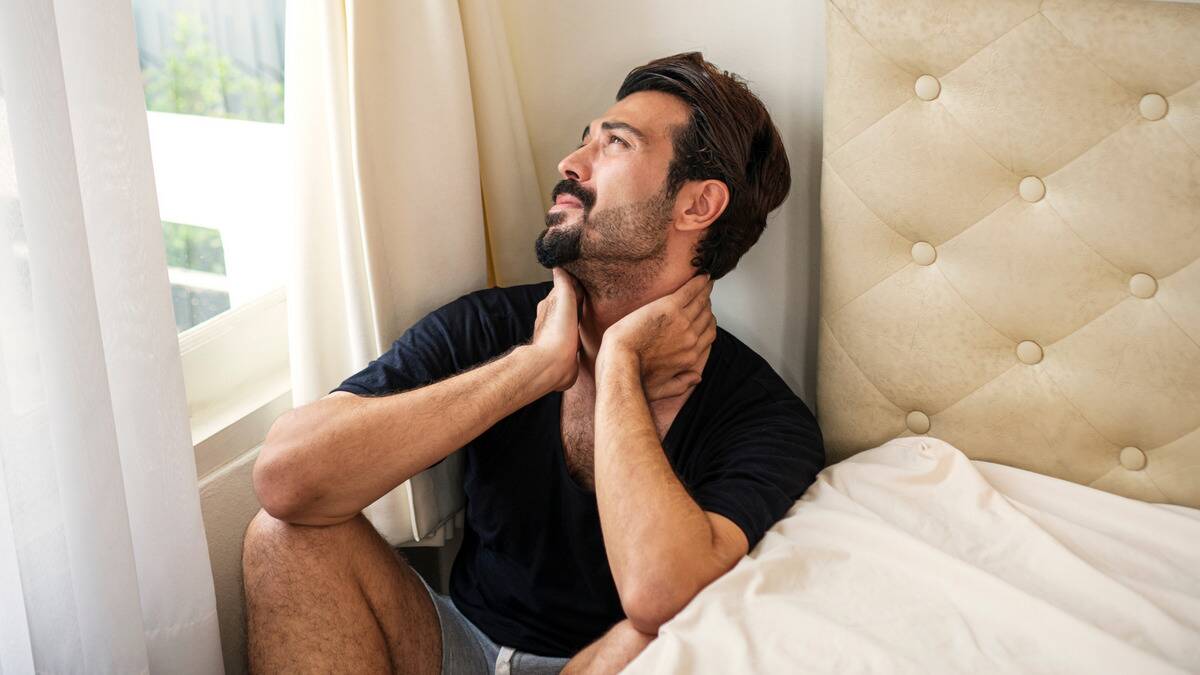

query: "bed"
xmin=626 ymin=0 xmax=1200 ymax=671
xmin=626 ymin=437 xmax=1200 ymax=673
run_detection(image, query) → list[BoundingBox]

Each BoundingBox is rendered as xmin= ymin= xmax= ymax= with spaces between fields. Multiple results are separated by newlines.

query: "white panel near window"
xmin=0 ymin=0 xmax=223 ymax=671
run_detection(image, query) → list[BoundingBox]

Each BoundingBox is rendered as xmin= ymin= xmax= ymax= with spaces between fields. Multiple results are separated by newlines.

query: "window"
xmin=132 ymin=0 xmax=291 ymax=469
xmin=135 ymin=3 xmax=284 ymax=125
xmin=164 ymin=220 xmax=229 ymax=331
xmin=132 ymin=0 xmax=286 ymax=332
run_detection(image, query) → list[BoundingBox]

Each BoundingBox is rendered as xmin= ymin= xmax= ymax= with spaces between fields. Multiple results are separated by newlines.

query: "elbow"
xmin=252 ymin=448 xmax=301 ymax=522
xmin=621 ymin=581 xmax=687 ymax=636
xmin=252 ymin=418 xmax=311 ymax=522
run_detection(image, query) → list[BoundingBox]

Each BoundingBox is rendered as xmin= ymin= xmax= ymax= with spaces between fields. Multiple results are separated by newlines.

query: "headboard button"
xmin=1016 ymin=340 xmax=1043 ymax=364
xmin=1139 ymin=93 xmax=1168 ymax=121
xmin=1129 ymin=273 xmax=1158 ymax=298
xmin=1019 ymin=176 xmax=1045 ymax=202
xmin=915 ymin=74 xmax=941 ymax=101
xmin=1119 ymin=446 xmax=1147 ymax=471
xmin=906 ymin=410 xmax=931 ymax=434
xmin=911 ymin=241 xmax=937 ymax=266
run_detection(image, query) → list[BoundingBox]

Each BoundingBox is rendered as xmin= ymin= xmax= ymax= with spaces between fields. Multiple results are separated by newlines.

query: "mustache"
xmin=550 ymin=179 xmax=596 ymax=211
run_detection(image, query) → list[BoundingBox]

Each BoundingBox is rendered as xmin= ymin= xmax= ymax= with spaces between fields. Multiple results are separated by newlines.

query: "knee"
xmin=242 ymin=509 xmax=292 ymax=578
xmin=242 ymin=508 xmax=365 ymax=575
xmin=243 ymin=508 xmax=287 ymax=556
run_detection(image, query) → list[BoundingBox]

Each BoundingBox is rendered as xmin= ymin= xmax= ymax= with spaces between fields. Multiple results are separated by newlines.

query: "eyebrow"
xmin=580 ymin=120 xmax=648 ymax=145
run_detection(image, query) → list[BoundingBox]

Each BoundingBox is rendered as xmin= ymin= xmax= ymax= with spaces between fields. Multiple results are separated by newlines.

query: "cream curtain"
xmin=286 ymin=0 xmax=546 ymax=545
xmin=0 ymin=0 xmax=223 ymax=671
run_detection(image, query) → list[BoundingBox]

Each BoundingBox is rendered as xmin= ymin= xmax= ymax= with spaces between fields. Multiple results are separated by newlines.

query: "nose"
xmin=557 ymin=143 xmax=592 ymax=183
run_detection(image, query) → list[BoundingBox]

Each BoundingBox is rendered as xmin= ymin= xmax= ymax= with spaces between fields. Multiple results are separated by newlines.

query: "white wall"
xmin=199 ymin=451 xmax=260 ymax=674
xmin=498 ymin=0 xmax=827 ymax=405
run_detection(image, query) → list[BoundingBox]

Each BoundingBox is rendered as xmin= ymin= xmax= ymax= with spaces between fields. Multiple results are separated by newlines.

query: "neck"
xmin=576 ymin=268 xmax=694 ymax=374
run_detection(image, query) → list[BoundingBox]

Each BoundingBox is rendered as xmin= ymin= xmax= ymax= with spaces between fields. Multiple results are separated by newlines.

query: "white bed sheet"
xmin=624 ymin=437 xmax=1200 ymax=674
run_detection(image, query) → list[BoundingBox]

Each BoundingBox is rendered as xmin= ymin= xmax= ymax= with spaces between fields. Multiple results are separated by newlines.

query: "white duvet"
xmin=624 ymin=437 xmax=1200 ymax=674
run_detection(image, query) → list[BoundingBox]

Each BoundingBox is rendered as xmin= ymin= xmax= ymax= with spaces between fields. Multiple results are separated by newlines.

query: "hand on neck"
xmin=575 ymin=266 xmax=700 ymax=372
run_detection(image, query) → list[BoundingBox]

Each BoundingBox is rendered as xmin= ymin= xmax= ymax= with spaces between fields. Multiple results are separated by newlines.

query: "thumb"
xmin=551 ymin=266 xmax=570 ymax=290
xmin=552 ymin=267 xmax=583 ymax=308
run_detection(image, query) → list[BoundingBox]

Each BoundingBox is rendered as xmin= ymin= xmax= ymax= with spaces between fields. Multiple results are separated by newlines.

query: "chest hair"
xmin=559 ymin=378 xmax=682 ymax=492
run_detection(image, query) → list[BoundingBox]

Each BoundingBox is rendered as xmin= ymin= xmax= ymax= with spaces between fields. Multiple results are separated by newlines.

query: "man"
xmin=243 ymin=52 xmax=824 ymax=674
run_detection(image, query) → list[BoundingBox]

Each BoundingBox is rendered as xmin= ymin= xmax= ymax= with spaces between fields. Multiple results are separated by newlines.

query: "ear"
xmin=676 ymin=179 xmax=730 ymax=233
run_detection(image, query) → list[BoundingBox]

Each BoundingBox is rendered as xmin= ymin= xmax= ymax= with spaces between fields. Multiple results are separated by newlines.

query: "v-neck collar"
xmin=552 ymin=331 xmax=724 ymax=496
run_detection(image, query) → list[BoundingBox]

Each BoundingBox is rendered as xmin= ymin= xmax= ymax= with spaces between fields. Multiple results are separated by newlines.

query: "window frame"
xmin=146 ymin=110 xmax=291 ymax=474
xmin=182 ymin=286 xmax=290 ymax=476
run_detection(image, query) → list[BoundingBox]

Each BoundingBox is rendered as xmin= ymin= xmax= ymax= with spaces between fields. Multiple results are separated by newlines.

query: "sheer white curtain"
xmin=0 ymin=0 xmax=223 ymax=672
xmin=286 ymin=0 xmax=546 ymax=545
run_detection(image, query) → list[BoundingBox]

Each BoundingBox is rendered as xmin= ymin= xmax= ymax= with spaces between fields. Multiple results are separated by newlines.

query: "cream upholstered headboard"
xmin=816 ymin=0 xmax=1200 ymax=507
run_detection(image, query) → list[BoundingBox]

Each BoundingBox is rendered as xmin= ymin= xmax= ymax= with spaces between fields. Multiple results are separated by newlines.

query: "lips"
xmin=553 ymin=194 xmax=583 ymax=209
xmin=549 ymin=179 xmax=593 ymax=213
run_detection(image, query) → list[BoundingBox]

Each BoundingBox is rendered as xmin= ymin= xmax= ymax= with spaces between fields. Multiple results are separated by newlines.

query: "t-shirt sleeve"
xmin=688 ymin=396 xmax=825 ymax=552
xmin=331 ymin=289 xmax=526 ymax=398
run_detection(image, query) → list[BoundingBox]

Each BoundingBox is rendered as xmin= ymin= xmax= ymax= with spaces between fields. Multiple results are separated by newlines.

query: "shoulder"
xmin=700 ymin=328 xmax=823 ymax=450
xmin=332 ymin=281 xmax=552 ymax=397
xmin=683 ymin=329 xmax=826 ymax=549
xmin=706 ymin=328 xmax=801 ymax=405
xmin=436 ymin=281 xmax=552 ymax=327
xmin=399 ymin=280 xmax=552 ymax=366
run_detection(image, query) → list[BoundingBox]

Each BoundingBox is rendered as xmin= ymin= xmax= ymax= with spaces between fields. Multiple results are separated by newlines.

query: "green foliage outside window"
xmin=142 ymin=13 xmax=283 ymax=124
xmin=162 ymin=220 xmax=226 ymax=274
xmin=162 ymin=220 xmax=229 ymax=332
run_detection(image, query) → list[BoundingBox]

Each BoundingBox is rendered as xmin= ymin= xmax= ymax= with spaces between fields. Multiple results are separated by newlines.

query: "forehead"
xmin=584 ymin=90 xmax=690 ymax=142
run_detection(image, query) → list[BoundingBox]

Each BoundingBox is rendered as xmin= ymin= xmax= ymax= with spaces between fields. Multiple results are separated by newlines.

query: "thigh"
xmin=347 ymin=516 xmax=445 ymax=672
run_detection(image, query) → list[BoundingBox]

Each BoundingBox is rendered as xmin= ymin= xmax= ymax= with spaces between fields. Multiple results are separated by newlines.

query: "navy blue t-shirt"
xmin=332 ymin=282 xmax=824 ymax=657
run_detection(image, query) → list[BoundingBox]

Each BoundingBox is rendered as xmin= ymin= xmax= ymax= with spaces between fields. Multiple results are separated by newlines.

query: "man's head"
xmin=534 ymin=51 xmax=790 ymax=297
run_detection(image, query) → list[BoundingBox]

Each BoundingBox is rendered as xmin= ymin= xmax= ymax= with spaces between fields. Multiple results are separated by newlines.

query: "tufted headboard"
xmin=816 ymin=0 xmax=1200 ymax=507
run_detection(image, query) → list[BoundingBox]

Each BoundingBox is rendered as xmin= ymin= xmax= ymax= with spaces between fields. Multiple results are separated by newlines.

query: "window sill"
xmin=181 ymin=287 xmax=291 ymax=477
xmin=193 ymin=384 xmax=291 ymax=479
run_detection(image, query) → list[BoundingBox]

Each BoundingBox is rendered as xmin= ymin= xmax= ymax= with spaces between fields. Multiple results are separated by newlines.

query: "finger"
xmin=551 ymin=270 xmax=583 ymax=326
xmin=700 ymin=318 xmax=717 ymax=348
xmin=551 ymin=266 xmax=569 ymax=290
xmin=565 ymin=269 xmax=585 ymax=297
xmin=682 ymin=283 xmax=712 ymax=324
xmin=677 ymin=273 xmax=710 ymax=308
xmin=691 ymin=319 xmax=715 ymax=345
xmin=678 ymin=274 xmax=708 ymax=306
xmin=696 ymin=294 xmax=710 ymax=326
xmin=659 ymin=372 xmax=701 ymax=400
xmin=551 ymin=267 xmax=577 ymax=303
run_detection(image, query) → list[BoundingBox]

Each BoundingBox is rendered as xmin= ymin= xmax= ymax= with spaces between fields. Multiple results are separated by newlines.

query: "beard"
xmin=535 ymin=183 xmax=674 ymax=300
xmin=534 ymin=209 xmax=582 ymax=268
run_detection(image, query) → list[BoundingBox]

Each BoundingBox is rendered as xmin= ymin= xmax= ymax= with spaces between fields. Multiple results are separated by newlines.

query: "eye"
xmin=608 ymin=135 xmax=629 ymax=147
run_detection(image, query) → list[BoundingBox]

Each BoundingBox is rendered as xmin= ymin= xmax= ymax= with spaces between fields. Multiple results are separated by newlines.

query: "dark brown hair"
xmin=617 ymin=52 xmax=791 ymax=279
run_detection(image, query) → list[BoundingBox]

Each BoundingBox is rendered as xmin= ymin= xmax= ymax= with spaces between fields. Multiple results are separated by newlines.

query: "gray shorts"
xmin=417 ymin=574 xmax=571 ymax=674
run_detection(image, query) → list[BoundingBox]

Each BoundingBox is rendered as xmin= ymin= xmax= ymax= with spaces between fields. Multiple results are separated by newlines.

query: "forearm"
xmin=255 ymin=345 xmax=557 ymax=525
xmin=593 ymin=348 xmax=718 ymax=628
